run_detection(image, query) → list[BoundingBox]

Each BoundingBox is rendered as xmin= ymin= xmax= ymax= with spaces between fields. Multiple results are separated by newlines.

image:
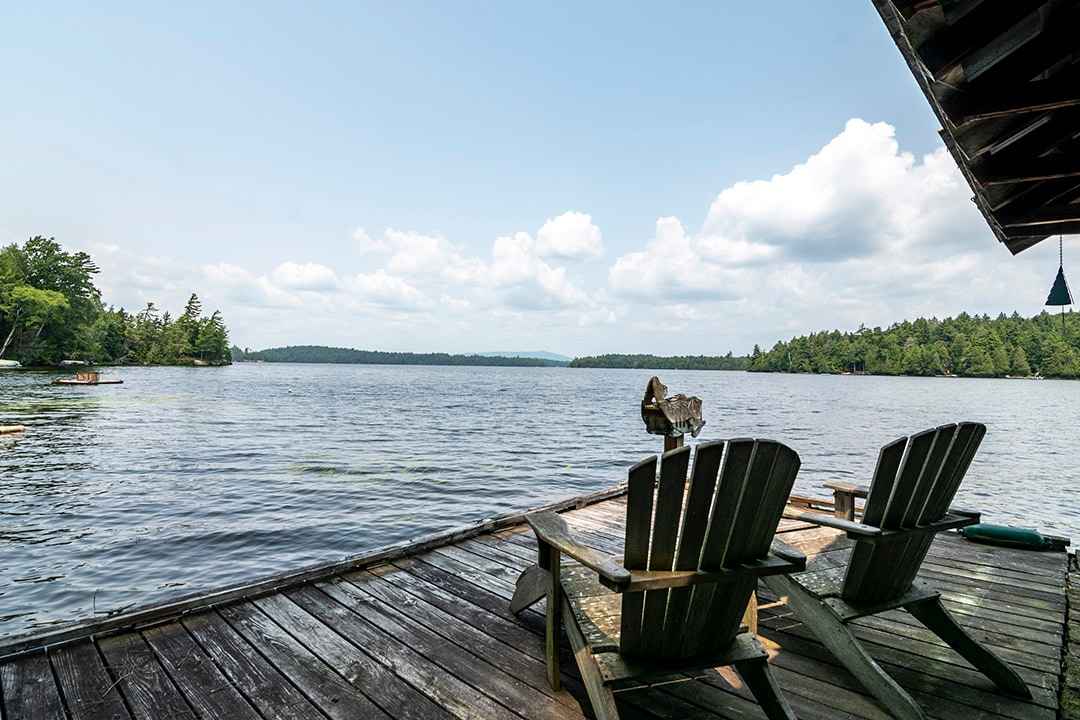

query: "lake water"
xmin=1 ymin=364 xmax=1077 ymax=636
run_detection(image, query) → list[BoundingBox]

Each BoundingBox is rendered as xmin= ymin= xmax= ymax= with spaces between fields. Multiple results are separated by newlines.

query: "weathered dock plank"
xmin=285 ymin=583 xmax=518 ymax=720
xmin=318 ymin=575 xmax=577 ymax=720
xmin=250 ymin=592 xmax=447 ymax=720
xmin=141 ymin=621 xmax=261 ymax=719
xmin=180 ymin=609 xmax=326 ymax=719
xmin=97 ymin=631 xmax=193 ymax=719
xmin=350 ymin=566 xmax=582 ymax=713
xmin=0 ymin=649 xmax=66 ymax=720
xmin=216 ymin=599 xmax=390 ymax=720
xmin=50 ymin=639 xmax=130 ymax=720
xmin=0 ymin=491 xmax=1069 ymax=720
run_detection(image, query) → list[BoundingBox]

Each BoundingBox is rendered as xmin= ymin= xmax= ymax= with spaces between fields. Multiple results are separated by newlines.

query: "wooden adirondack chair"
xmin=510 ymin=439 xmax=806 ymax=720
xmin=767 ymin=422 xmax=1032 ymax=720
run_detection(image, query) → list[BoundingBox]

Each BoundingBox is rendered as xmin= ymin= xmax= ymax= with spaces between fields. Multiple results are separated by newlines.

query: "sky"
xmin=0 ymin=3 xmax=1069 ymax=358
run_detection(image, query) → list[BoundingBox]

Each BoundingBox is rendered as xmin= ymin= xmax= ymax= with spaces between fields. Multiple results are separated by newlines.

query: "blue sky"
xmin=0 ymin=3 xmax=1065 ymax=357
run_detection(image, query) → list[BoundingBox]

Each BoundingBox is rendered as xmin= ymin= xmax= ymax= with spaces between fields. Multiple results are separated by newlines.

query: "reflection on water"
xmin=1 ymin=364 xmax=1077 ymax=634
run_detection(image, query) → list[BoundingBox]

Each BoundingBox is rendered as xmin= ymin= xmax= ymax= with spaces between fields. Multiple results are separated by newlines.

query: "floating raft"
xmin=0 ymin=488 xmax=1069 ymax=719
xmin=52 ymin=371 xmax=122 ymax=386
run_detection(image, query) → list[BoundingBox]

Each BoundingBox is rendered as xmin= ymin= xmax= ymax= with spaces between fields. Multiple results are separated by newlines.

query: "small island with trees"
xmin=0 ymin=236 xmax=231 ymax=367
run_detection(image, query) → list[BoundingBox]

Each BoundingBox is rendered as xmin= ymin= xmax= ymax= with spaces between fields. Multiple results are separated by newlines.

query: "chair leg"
xmin=562 ymin=597 xmax=620 ymax=720
xmin=510 ymin=564 xmax=547 ymax=614
xmin=733 ymin=656 xmax=796 ymax=720
xmin=906 ymin=596 xmax=1031 ymax=698
xmin=546 ymin=560 xmax=562 ymax=691
xmin=764 ymin=575 xmax=927 ymax=720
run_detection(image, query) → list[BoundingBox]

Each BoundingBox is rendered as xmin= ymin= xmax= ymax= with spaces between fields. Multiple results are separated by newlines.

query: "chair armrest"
xmin=820 ymin=481 xmax=980 ymax=523
xmin=770 ymin=536 xmax=807 ymax=566
xmin=783 ymin=507 xmax=980 ymax=543
xmin=617 ymin=551 xmax=805 ymax=592
xmin=782 ymin=506 xmax=883 ymax=538
xmin=822 ymin=481 xmax=869 ymax=497
xmin=524 ymin=512 xmax=631 ymax=587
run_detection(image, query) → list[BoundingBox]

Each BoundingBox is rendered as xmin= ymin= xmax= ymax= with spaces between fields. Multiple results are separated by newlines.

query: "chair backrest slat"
xmin=724 ymin=441 xmax=780 ymax=567
xmin=659 ymin=441 xmax=726 ymax=658
xmin=699 ymin=440 xmax=756 ymax=570
xmin=879 ymin=427 xmax=937 ymax=529
xmin=650 ymin=447 xmax=692 ymax=571
xmin=620 ymin=439 xmax=800 ymax=662
xmin=859 ymin=438 xmax=906 ymax=528
xmin=619 ymin=455 xmax=658 ymax=657
xmin=900 ymin=428 xmax=952 ymax=526
xmin=924 ymin=422 xmax=984 ymax=520
xmin=638 ymin=447 xmax=692 ymax=657
xmin=694 ymin=441 xmax=800 ymax=653
xmin=743 ymin=443 xmax=802 ymax=560
xmin=674 ymin=441 xmax=726 ymax=571
xmin=841 ymin=422 xmax=985 ymax=604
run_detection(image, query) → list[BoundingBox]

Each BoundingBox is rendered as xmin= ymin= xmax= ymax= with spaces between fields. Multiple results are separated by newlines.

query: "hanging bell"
xmin=1046 ymin=237 xmax=1072 ymax=339
xmin=1045 ymin=265 xmax=1073 ymax=306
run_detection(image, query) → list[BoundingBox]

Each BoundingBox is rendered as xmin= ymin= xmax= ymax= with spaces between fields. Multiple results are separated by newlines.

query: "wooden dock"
xmin=0 ymin=489 xmax=1070 ymax=719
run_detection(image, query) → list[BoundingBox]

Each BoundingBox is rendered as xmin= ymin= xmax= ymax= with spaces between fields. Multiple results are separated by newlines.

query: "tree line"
xmin=231 ymin=345 xmax=569 ymax=367
xmin=0 ymin=236 xmax=231 ymax=366
xmin=570 ymin=353 xmax=747 ymax=370
xmin=747 ymin=311 xmax=1080 ymax=378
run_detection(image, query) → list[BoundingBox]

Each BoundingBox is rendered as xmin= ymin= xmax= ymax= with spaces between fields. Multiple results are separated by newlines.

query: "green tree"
xmin=1010 ymin=346 xmax=1031 ymax=376
xmin=195 ymin=310 xmax=229 ymax=362
xmin=92 ymin=307 xmax=129 ymax=361
xmin=0 ymin=237 xmax=102 ymax=363
xmin=22 ymin=237 xmax=102 ymax=362
xmin=963 ymin=346 xmax=996 ymax=377
xmin=0 ymin=284 xmax=69 ymax=358
xmin=175 ymin=293 xmax=202 ymax=358
xmin=126 ymin=303 xmax=164 ymax=364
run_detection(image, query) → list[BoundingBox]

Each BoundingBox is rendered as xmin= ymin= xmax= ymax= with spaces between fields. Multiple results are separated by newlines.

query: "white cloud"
xmin=701 ymin=119 xmax=977 ymax=264
xmin=348 ymin=270 xmax=433 ymax=310
xmin=87 ymin=242 xmax=121 ymax=256
xmin=201 ymin=263 xmax=296 ymax=307
xmin=352 ymin=227 xmax=387 ymax=253
xmin=440 ymin=294 xmax=471 ymax=313
xmin=767 ymin=265 xmax=822 ymax=302
xmin=609 ymin=216 xmax=747 ymax=301
xmin=480 ymin=232 xmax=590 ymax=309
xmin=271 ymin=262 xmax=341 ymax=291
xmin=534 ymin=211 xmax=604 ymax=261
xmin=359 ymin=225 xmax=596 ymax=312
xmin=577 ymin=308 xmax=618 ymax=326
xmin=383 ymin=229 xmax=459 ymax=277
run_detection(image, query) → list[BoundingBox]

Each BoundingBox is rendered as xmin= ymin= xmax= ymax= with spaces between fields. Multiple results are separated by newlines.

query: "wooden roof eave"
xmin=872 ymin=0 xmax=1080 ymax=255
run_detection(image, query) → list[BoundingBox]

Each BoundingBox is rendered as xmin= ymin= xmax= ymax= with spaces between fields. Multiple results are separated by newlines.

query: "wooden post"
xmin=663 ymin=434 xmax=684 ymax=453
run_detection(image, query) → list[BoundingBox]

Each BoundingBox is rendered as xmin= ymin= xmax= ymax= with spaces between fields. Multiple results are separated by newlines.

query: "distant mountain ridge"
xmin=231 ymin=345 xmax=570 ymax=367
xmin=474 ymin=350 xmax=573 ymax=362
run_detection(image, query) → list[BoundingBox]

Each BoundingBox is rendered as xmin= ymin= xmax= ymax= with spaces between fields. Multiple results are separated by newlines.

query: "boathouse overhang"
xmin=872 ymin=0 xmax=1080 ymax=254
